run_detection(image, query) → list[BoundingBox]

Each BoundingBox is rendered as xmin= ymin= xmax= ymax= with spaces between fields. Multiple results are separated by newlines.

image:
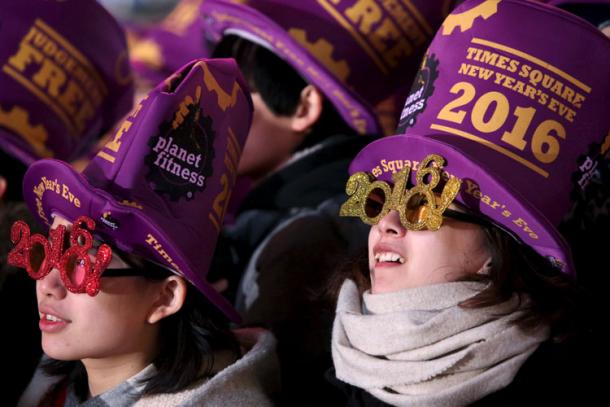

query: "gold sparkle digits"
xmin=340 ymin=154 xmax=462 ymax=231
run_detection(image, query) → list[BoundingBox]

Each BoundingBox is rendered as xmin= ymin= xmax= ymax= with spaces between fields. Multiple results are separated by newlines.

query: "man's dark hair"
xmin=212 ymin=35 xmax=356 ymax=150
xmin=42 ymin=258 xmax=240 ymax=399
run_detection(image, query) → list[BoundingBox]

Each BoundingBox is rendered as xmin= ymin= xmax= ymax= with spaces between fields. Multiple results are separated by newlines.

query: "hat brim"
xmin=202 ymin=1 xmax=380 ymax=135
xmin=348 ymin=134 xmax=574 ymax=274
xmin=23 ymin=159 xmax=241 ymax=322
xmin=0 ymin=128 xmax=41 ymax=165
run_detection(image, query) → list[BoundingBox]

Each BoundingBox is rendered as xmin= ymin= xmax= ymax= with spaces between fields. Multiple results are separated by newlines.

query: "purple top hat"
xmin=0 ymin=0 xmax=134 ymax=165
xmin=200 ymin=0 xmax=455 ymax=135
xmin=348 ymin=0 xmax=610 ymax=275
xmin=129 ymin=0 xmax=214 ymax=87
xmin=22 ymin=58 xmax=253 ymax=322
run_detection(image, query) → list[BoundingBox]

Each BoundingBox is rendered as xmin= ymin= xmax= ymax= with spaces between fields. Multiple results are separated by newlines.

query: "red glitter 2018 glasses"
xmin=8 ymin=216 xmax=112 ymax=296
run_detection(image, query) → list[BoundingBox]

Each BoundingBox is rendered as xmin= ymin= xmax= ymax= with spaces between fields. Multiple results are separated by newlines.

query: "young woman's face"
xmin=36 ymin=216 xmax=161 ymax=361
xmin=368 ymin=209 xmax=490 ymax=294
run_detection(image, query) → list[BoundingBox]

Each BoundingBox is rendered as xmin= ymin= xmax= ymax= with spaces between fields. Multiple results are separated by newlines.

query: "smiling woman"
xmin=367 ymin=208 xmax=490 ymax=293
xmin=328 ymin=173 xmax=589 ymax=406
xmin=325 ymin=0 xmax=609 ymax=404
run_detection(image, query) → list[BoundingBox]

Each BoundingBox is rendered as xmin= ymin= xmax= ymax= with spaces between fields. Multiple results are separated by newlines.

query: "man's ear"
xmin=290 ymin=85 xmax=324 ymax=133
xmin=0 ymin=176 xmax=7 ymax=200
xmin=147 ymin=276 xmax=188 ymax=324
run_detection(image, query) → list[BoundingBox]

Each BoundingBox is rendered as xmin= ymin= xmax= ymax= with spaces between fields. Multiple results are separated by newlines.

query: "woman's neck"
xmin=81 ymin=350 xmax=155 ymax=397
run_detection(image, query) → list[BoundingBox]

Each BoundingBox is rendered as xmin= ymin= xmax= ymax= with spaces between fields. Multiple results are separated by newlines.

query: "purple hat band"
xmin=23 ymin=58 xmax=253 ymax=322
xmin=0 ymin=0 xmax=134 ymax=165
xmin=201 ymin=0 xmax=454 ymax=135
xmin=351 ymin=0 xmax=610 ymax=274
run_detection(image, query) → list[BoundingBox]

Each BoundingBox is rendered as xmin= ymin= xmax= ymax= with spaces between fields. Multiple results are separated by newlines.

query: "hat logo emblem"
xmin=145 ymin=95 xmax=215 ymax=201
xmin=100 ymin=212 xmax=120 ymax=230
xmin=397 ymin=53 xmax=440 ymax=132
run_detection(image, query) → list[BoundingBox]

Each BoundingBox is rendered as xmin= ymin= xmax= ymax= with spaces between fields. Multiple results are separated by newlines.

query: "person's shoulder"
xmin=136 ymin=329 xmax=280 ymax=407
xmin=473 ymin=336 xmax=600 ymax=405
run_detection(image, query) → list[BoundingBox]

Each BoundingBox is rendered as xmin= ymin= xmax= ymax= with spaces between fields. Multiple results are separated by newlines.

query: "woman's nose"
xmin=377 ymin=210 xmax=406 ymax=237
xmin=37 ymin=268 xmax=67 ymax=299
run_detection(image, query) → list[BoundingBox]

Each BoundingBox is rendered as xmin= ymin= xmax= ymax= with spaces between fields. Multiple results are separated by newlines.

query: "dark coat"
xmin=326 ymin=334 xmax=602 ymax=406
xmin=212 ymin=134 xmax=374 ymax=406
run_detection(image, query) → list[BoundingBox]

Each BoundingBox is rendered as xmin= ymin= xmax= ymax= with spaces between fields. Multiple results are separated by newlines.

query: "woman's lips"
xmin=38 ymin=305 xmax=71 ymax=333
xmin=373 ymin=243 xmax=406 ymax=267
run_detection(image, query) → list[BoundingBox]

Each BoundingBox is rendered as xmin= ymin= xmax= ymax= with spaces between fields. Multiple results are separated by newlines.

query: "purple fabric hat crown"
xmin=199 ymin=0 xmax=455 ymax=135
xmin=0 ymin=0 xmax=135 ymax=165
xmin=348 ymin=0 xmax=610 ymax=274
xmin=22 ymin=58 xmax=253 ymax=322
xmin=129 ymin=0 xmax=214 ymax=87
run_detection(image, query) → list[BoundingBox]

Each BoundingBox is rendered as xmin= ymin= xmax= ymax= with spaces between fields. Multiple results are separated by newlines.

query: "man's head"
xmin=202 ymin=0 xmax=455 ymax=182
xmin=213 ymin=36 xmax=353 ymax=180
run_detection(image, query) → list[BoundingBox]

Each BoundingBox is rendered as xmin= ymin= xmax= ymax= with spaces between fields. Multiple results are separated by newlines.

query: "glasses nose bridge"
xmin=378 ymin=209 xmax=406 ymax=236
xmin=37 ymin=267 xmax=67 ymax=298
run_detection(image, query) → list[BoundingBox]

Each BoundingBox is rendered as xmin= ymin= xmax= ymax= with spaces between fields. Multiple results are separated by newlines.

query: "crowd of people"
xmin=1 ymin=0 xmax=609 ymax=406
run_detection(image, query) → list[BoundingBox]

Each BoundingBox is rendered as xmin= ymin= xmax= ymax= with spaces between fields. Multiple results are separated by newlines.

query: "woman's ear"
xmin=477 ymin=258 xmax=493 ymax=276
xmin=147 ymin=276 xmax=188 ymax=324
xmin=290 ymin=85 xmax=324 ymax=133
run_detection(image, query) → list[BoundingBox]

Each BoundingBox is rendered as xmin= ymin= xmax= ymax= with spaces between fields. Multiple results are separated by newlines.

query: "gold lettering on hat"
xmin=145 ymin=233 xmax=182 ymax=273
xmin=128 ymin=36 xmax=163 ymax=70
xmin=318 ymin=0 xmax=431 ymax=73
xmin=433 ymin=79 xmax=567 ymax=178
xmin=442 ymin=0 xmax=501 ymax=36
xmin=31 ymin=177 xmax=82 ymax=225
xmin=289 ymin=28 xmax=350 ymax=81
xmin=200 ymin=62 xmax=243 ymax=111
xmin=601 ymin=131 xmax=610 ymax=157
xmin=97 ymin=95 xmax=149 ymax=163
xmin=0 ymin=105 xmax=51 ymax=157
xmin=119 ymin=200 xmax=144 ymax=210
xmin=173 ymin=86 xmax=202 ymax=129
xmin=209 ymin=128 xmax=241 ymax=233
xmin=340 ymin=153 xmax=462 ymax=230
xmin=159 ymin=0 xmax=204 ymax=36
xmin=3 ymin=20 xmax=107 ymax=136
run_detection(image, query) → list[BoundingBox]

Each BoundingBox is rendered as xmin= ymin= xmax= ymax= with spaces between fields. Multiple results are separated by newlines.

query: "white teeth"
xmin=375 ymin=252 xmax=405 ymax=264
xmin=44 ymin=314 xmax=64 ymax=322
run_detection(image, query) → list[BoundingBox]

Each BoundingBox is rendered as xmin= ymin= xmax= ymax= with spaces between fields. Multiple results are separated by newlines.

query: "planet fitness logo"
xmin=397 ymin=53 xmax=440 ymax=133
xmin=145 ymin=102 xmax=215 ymax=201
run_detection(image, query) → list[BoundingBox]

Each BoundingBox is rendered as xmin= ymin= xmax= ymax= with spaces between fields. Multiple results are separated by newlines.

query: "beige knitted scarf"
xmin=332 ymin=279 xmax=550 ymax=407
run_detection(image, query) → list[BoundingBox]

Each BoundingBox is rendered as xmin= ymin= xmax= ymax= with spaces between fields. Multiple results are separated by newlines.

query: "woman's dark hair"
xmin=327 ymin=220 xmax=586 ymax=342
xmin=461 ymin=225 xmax=584 ymax=341
xmin=212 ymin=35 xmax=356 ymax=149
xmin=42 ymin=254 xmax=240 ymax=399
xmin=0 ymin=148 xmax=27 ymax=202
